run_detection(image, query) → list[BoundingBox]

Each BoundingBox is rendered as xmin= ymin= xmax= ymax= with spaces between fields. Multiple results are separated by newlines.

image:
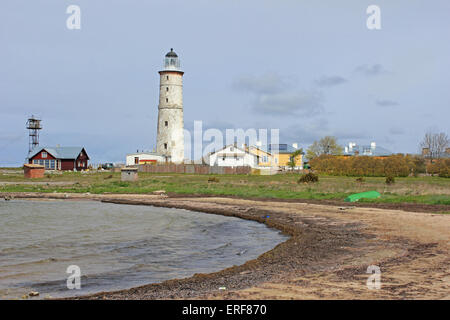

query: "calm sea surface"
xmin=0 ymin=200 xmax=286 ymax=299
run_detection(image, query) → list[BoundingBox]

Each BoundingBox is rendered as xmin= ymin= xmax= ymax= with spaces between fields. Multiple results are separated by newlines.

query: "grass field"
xmin=1 ymin=168 xmax=449 ymax=205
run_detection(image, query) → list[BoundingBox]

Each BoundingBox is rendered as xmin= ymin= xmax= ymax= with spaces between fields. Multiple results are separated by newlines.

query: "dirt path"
xmin=1 ymin=192 xmax=449 ymax=299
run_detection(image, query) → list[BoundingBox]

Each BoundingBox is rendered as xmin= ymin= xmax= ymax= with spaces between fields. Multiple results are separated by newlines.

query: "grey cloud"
xmin=281 ymin=119 xmax=369 ymax=146
xmin=254 ymin=91 xmax=324 ymax=116
xmin=315 ymin=75 xmax=347 ymax=87
xmin=185 ymin=120 xmax=237 ymax=132
xmin=389 ymin=127 xmax=405 ymax=135
xmin=382 ymin=136 xmax=396 ymax=146
xmin=281 ymin=121 xmax=328 ymax=145
xmin=332 ymin=130 xmax=370 ymax=141
xmin=232 ymin=73 xmax=288 ymax=94
xmin=376 ymin=99 xmax=399 ymax=107
xmin=355 ymin=64 xmax=386 ymax=76
xmin=233 ymin=72 xmax=325 ymax=117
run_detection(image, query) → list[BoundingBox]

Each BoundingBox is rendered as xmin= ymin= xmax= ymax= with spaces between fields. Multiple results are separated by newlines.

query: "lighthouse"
xmin=156 ymin=48 xmax=184 ymax=163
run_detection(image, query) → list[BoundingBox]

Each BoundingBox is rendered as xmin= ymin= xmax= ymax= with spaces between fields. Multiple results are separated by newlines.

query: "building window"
xmin=165 ymin=121 xmax=168 ymax=127
xmin=166 ymin=87 xmax=169 ymax=92
xmin=166 ymin=76 xmax=169 ymax=80
xmin=33 ymin=159 xmax=56 ymax=170
xmin=164 ymin=143 xmax=167 ymax=150
xmin=42 ymin=152 xmax=47 ymax=158
xmin=134 ymin=157 xmax=139 ymax=165
xmin=230 ymin=147 xmax=234 ymax=151
xmin=166 ymin=98 xmax=168 ymax=103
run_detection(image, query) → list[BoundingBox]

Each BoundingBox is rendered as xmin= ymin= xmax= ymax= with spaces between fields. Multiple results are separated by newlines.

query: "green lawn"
xmin=1 ymin=168 xmax=449 ymax=205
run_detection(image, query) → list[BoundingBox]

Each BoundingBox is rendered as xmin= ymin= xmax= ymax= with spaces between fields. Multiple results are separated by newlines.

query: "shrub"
xmin=437 ymin=159 xmax=450 ymax=178
xmin=385 ymin=176 xmax=395 ymax=184
xmin=208 ymin=177 xmax=220 ymax=183
xmin=427 ymin=159 xmax=450 ymax=177
xmin=439 ymin=169 xmax=450 ymax=178
xmin=309 ymin=154 xmax=414 ymax=177
xmin=104 ymin=174 xmax=113 ymax=179
xmin=384 ymin=155 xmax=410 ymax=177
xmin=298 ymin=172 xmax=319 ymax=183
xmin=407 ymin=155 xmax=426 ymax=174
xmin=356 ymin=177 xmax=365 ymax=183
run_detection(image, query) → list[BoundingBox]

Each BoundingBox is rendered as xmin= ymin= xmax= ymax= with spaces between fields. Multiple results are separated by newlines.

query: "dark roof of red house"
xmin=29 ymin=147 xmax=89 ymax=160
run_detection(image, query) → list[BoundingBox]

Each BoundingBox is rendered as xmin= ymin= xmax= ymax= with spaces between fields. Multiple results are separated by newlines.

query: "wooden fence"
xmin=137 ymin=164 xmax=251 ymax=175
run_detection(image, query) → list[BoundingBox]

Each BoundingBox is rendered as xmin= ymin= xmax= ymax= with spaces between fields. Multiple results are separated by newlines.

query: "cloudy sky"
xmin=1 ymin=0 xmax=449 ymax=166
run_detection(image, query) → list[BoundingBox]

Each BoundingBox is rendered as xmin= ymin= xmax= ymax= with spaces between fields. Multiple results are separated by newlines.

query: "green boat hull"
xmin=345 ymin=191 xmax=381 ymax=202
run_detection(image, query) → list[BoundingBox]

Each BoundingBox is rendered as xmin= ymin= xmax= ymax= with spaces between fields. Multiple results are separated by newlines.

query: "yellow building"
xmin=247 ymin=146 xmax=274 ymax=167
xmin=245 ymin=144 xmax=303 ymax=169
xmin=268 ymin=144 xmax=303 ymax=169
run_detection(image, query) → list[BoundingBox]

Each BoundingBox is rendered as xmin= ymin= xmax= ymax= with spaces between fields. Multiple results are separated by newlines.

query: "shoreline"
xmin=1 ymin=192 xmax=449 ymax=299
xmin=2 ymin=191 xmax=448 ymax=213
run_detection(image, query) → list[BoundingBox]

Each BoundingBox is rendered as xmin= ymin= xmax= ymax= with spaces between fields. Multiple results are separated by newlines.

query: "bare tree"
xmin=306 ymin=136 xmax=343 ymax=159
xmin=420 ymin=132 xmax=449 ymax=159
xmin=420 ymin=132 xmax=434 ymax=159
xmin=436 ymin=132 xmax=450 ymax=157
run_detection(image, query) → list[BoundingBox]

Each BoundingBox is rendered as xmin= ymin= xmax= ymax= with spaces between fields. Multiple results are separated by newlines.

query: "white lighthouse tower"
xmin=156 ymin=48 xmax=184 ymax=163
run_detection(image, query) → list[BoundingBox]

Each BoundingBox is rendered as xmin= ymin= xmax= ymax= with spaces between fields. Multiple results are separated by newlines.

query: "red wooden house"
xmin=28 ymin=147 xmax=89 ymax=171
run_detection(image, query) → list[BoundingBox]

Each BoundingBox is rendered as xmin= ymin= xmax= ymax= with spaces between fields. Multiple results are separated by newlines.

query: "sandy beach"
xmin=1 ymin=192 xmax=448 ymax=300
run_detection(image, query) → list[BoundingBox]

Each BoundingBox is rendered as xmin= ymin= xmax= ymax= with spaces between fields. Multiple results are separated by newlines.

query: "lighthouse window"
xmin=166 ymin=87 xmax=169 ymax=92
xmin=166 ymin=98 xmax=168 ymax=103
xmin=164 ymin=143 xmax=167 ymax=150
xmin=165 ymin=121 xmax=168 ymax=127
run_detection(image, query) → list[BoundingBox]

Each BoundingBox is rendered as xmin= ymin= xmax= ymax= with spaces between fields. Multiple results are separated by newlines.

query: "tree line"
xmin=297 ymin=132 xmax=449 ymax=177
